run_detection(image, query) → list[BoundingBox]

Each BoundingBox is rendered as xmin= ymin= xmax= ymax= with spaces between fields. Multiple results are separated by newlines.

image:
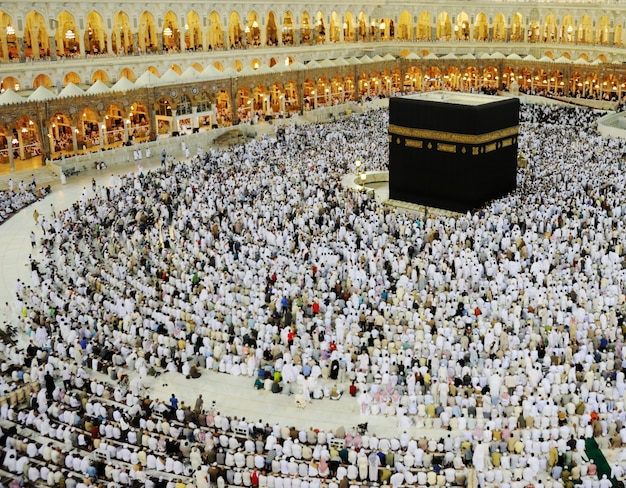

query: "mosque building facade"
xmin=0 ymin=0 xmax=624 ymax=171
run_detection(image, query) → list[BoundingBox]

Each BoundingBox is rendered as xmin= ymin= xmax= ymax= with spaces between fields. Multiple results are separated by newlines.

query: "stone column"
xmin=180 ymin=17 xmax=186 ymax=52
xmin=149 ymin=102 xmax=158 ymax=141
xmin=132 ymin=32 xmax=138 ymax=54
xmin=115 ymin=28 xmax=122 ymax=54
xmin=100 ymin=117 xmax=106 ymax=149
xmin=48 ymin=125 xmax=56 ymax=155
xmin=6 ymin=135 xmax=15 ymax=172
xmin=78 ymin=28 xmax=85 ymax=56
xmin=223 ymin=26 xmax=229 ymax=50
xmin=106 ymin=30 xmax=113 ymax=55
xmin=18 ymin=37 xmax=26 ymax=62
xmin=1 ymin=33 xmax=8 ymax=61
xmin=71 ymin=126 xmax=78 ymax=155
xmin=38 ymin=121 xmax=50 ymax=162
xmin=32 ymin=26 xmax=40 ymax=59
xmin=48 ymin=35 xmax=57 ymax=60
xmin=17 ymin=130 xmax=25 ymax=160
xmin=222 ymin=17 xmax=229 ymax=50
xmin=230 ymin=83 xmax=238 ymax=124
xmin=187 ymin=25 xmax=194 ymax=51
xmin=171 ymin=109 xmax=178 ymax=133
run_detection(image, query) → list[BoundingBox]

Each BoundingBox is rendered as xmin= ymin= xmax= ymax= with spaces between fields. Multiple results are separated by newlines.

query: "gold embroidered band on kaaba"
xmin=389 ymin=124 xmax=519 ymax=155
xmin=389 ymin=124 xmax=519 ymax=144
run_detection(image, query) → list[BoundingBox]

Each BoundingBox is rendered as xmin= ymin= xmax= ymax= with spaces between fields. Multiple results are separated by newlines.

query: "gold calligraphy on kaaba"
xmin=389 ymin=124 xmax=519 ymax=155
xmin=388 ymin=124 xmax=519 ymax=144
xmin=405 ymin=139 xmax=423 ymax=148
xmin=437 ymin=142 xmax=456 ymax=153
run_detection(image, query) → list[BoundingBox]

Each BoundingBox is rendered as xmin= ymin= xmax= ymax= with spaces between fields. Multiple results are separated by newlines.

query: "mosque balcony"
xmin=1 ymin=39 xmax=625 ymax=94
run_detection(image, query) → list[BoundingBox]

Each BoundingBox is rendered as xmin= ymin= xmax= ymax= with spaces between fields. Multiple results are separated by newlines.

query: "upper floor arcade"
xmin=1 ymin=1 xmax=626 ymax=65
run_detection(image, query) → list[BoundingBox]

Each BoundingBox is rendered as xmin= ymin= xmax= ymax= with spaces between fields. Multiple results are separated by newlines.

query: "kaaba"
xmin=388 ymin=92 xmax=520 ymax=213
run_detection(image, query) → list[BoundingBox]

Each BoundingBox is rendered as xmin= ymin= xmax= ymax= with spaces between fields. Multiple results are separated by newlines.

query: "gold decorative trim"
xmin=399 ymin=138 xmax=516 ymax=156
xmin=405 ymin=139 xmax=423 ymax=148
xmin=389 ymin=124 xmax=519 ymax=145
xmin=437 ymin=142 xmax=457 ymax=153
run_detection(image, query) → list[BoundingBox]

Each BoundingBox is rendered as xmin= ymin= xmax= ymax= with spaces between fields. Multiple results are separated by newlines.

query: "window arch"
xmin=493 ymin=13 xmax=507 ymax=41
xmin=397 ymin=11 xmax=412 ymax=41
xmin=473 ymin=12 xmax=488 ymax=41
xmin=24 ymin=11 xmax=49 ymax=59
xmin=436 ymin=12 xmax=451 ymax=41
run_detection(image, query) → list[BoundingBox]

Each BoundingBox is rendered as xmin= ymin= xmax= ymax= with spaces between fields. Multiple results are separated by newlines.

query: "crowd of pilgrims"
xmin=0 ymin=179 xmax=47 ymax=225
xmin=2 ymin=101 xmax=626 ymax=487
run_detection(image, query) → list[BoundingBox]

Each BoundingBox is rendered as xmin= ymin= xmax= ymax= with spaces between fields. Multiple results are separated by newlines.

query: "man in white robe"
xmin=472 ymin=441 xmax=488 ymax=472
